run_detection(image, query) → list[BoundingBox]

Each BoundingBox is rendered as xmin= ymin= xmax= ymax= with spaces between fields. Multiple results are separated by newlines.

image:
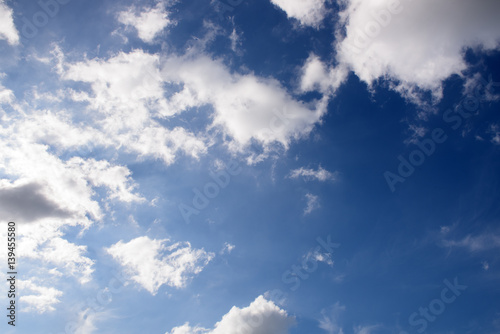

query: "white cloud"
xmin=289 ymin=166 xmax=337 ymax=182
xmin=67 ymin=157 xmax=144 ymax=203
xmin=118 ymin=3 xmax=172 ymax=43
xmin=55 ymin=45 xmax=329 ymax=162
xmin=18 ymin=222 xmax=95 ymax=284
xmin=62 ymin=49 xmax=208 ymax=165
xmin=162 ymin=54 xmax=329 ymax=153
xmin=18 ymin=279 xmax=63 ymax=313
xmin=333 ymin=0 xmax=500 ymax=102
xmin=270 ymin=0 xmax=328 ymax=28
xmin=300 ymin=54 xmax=348 ymax=95
xmin=166 ymin=295 xmax=295 ymax=334
xmin=304 ymin=193 xmax=320 ymax=215
xmin=106 ymin=236 xmax=214 ymax=295
xmin=0 ymin=0 xmax=19 ymax=45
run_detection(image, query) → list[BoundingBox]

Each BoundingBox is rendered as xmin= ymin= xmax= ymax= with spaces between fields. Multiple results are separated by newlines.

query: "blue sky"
xmin=1 ymin=0 xmax=500 ymax=333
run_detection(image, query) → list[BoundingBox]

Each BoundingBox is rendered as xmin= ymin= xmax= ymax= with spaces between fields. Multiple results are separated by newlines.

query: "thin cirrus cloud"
xmin=166 ymin=295 xmax=295 ymax=334
xmin=289 ymin=166 xmax=337 ymax=182
xmin=0 ymin=0 xmax=19 ymax=45
xmin=441 ymin=233 xmax=500 ymax=252
xmin=299 ymin=0 xmax=500 ymax=105
xmin=106 ymin=236 xmax=214 ymax=295
xmin=304 ymin=193 xmax=320 ymax=215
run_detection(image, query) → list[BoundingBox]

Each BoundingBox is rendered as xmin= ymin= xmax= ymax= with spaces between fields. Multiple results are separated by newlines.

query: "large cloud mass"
xmin=300 ymin=0 xmax=500 ymax=103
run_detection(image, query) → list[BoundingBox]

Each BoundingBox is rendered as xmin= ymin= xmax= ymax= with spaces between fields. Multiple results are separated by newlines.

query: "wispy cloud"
xmin=220 ymin=242 xmax=235 ymax=255
xmin=319 ymin=302 xmax=346 ymax=334
xmin=289 ymin=166 xmax=337 ymax=182
xmin=304 ymin=193 xmax=320 ymax=215
xmin=442 ymin=233 xmax=500 ymax=252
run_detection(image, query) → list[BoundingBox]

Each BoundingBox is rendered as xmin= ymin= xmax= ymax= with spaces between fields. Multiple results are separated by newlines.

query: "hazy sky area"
xmin=0 ymin=0 xmax=500 ymax=333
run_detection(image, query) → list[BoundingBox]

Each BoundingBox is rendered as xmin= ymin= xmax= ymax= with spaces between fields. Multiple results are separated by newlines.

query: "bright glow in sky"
xmin=1 ymin=0 xmax=500 ymax=333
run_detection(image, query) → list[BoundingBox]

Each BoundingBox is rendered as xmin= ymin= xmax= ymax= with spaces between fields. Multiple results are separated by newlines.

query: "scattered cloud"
xmin=303 ymin=248 xmax=334 ymax=267
xmin=161 ymin=53 xmax=329 ymax=153
xmin=19 ymin=222 xmax=96 ymax=284
xmin=304 ymin=193 xmax=320 ymax=215
xmin=18 ymin=279 xmax=63 ymax=313
xmin=117 ymin=3 xmax=173 ymax=43
xmin=289 ymin=166 xmax=337 ymax=182
xmin=61 ymin=49 xmax=208 ymax=164
xmin=270 ymin=0 xmax=328 ymax=28
xmin=0 ymin=0 xmax=19 ymax=45
xmin=166 ymin=295 xmax=295 ymax=334
xmin=220 ymin=242 xmax=235 ymax=255
xmin=107 ymin=236 xmax=214 ymax=294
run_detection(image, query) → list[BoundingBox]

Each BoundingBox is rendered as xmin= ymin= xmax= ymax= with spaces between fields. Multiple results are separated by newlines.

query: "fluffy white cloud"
xmin=18 ymin=222 xmax=95 ymax=284
xmin=0 ymin=0 xmax=19 ymax=45
xmin=304 ymin=193 xmax=320 ymax=215
xmin=162 ymin=54 xmax=328 ymax=152
xmin=107 ymin=236 xmax=214 ymax=294
xmin=18 ymin=279 xmax=63 ymax=313
xmin=289 ymin=166 xmax=337 ymax=182
xmin=300 ymin=55 xmax=348 ymax=95
xmin=62 ymin=50 xmax=208 ymax=165
xmin=270 ymin=0 xmax=328 ymax=28
xmin=334 ymin=0 xmax=500 ymax=101
xmin=166 ymin=295 xmax=295 ymax=334
xmin=118 ymin=3 xmax=172 ymax=43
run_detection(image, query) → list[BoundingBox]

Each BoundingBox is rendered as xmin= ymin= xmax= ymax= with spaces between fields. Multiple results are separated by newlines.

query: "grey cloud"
xmin=0 ymin=182 xmax=73 ymax=223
